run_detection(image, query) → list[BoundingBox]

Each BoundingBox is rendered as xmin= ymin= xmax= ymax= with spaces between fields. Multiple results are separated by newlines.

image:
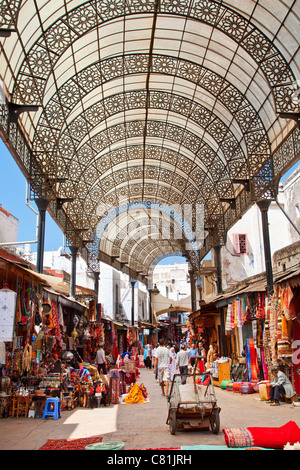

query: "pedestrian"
xmin=153 ymin=338 xmax=172 ymax=397
xmin=95 ymin=343 xmax=107 ymax=375
xmin=267 ymin=367 xmax=296 ymax=406
xmin=143 ymin=344 xmax=151 ymax=369
xmin=149 ymin=344 xmax=153 ymax=369
xmin=169 ymin=347 xmax=178 ymax=383
xmin=152 ymin=343 xmax=159 ymax=381
xmin=188 ymin=343 xmax=198 ymax=367
xmin=176 ymin=344 xmax=189 ymax=385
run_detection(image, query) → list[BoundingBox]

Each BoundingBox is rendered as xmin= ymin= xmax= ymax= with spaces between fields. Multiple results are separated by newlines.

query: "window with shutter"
xmin=232 ymin=234 xmax=248 ymax=255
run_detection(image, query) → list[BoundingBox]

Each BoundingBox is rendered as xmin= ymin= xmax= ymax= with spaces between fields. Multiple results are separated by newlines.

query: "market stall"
xmin=0 ymin=251 xmax=115 ymax=418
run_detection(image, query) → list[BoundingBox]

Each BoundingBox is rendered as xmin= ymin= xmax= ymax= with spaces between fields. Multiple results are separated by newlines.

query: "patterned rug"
xmin=39 ymin=436 xmax=103 ymax=450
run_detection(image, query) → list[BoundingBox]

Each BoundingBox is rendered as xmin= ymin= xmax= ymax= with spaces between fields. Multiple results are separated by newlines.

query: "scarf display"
xmin=51 ymin=300 xmax=62 ymax=348
xmin=246 ymin=338 xmax=258 ymax=382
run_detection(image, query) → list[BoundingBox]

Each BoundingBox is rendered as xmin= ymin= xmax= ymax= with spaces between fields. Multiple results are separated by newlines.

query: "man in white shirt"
xmin=176 ymin=345 xmax=189 ymax=384
xmin=96 ymin=344 xmax=107 ymax=374
xmin=153 ymin=338 xmax=172 ymax=397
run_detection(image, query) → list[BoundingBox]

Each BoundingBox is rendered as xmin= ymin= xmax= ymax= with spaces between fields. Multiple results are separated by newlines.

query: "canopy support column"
xmin=93 ymin=271 xmax=100 ymax=301
xmin=257 ymin=200 xmax=274 ymax=296
xmin=131 ymin=280 xmax=136 ymax=327
xmin=36 ymin=198 xmax=49 ymax=274
xmin=70 ymin=246 xmax=79 ymax=298
xmin=214 ymin=245 xmax=227 ymax=357
xmin=189 ymin=269 xmax=197 ymax=312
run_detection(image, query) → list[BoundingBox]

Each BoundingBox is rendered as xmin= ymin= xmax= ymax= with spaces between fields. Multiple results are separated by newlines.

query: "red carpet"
xmin=39 ymin=436 xmax=103 ymax=450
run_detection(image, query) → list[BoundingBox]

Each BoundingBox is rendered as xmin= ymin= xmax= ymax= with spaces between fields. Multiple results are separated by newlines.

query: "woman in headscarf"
xmin=169 ymin=347 xmax=179 ymax=383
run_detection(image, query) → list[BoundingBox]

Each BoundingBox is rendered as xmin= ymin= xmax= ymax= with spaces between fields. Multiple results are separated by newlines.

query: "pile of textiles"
xmin=223 ymin=421 xmax=300 ymax=449
xmin=124 ymin=383 xmax=147 ymax=404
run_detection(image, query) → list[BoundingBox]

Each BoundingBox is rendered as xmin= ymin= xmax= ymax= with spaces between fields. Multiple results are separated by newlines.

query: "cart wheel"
xmin=169 ymin=409 xmax=177 ymax=435
xmin=210 ymin=408 xmax=220 ymax=434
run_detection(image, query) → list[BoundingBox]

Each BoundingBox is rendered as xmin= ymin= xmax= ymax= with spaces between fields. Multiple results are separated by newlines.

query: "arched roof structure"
xmin=0 ymin=0 xmax=299 ymax=286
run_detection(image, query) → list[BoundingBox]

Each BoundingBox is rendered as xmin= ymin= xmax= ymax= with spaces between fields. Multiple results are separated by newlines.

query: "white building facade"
xmin=212 ymin=165 xmax=300 ymax=294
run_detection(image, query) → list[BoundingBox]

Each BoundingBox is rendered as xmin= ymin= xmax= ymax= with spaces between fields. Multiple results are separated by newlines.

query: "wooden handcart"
xmin=166 ymin=367 xmax=221 ymax=435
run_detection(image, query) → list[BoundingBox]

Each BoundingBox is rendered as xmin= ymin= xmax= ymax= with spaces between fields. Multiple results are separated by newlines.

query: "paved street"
xmin=0 ymin=368 xmax=299 ymax=450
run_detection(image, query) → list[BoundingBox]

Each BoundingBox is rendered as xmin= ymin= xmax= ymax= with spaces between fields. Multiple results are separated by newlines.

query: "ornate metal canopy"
xmin=0 ymin=0 xmax=299 ymax=285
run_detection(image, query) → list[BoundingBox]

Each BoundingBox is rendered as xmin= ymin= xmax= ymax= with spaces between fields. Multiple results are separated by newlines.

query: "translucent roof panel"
xmin=0 ymin=0 xmax=299 ymax=280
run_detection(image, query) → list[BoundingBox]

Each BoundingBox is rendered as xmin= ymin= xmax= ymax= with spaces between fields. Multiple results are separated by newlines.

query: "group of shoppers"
xmin=151 ymin=338 xmax=206 ymax=397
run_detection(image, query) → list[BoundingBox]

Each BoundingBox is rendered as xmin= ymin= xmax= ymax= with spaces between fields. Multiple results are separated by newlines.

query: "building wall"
xmin=222 ymin=190 xmax=298 ymax=291
xmin=152 ymin=262 xmax=190 ymax=302
xmin=277 ymin=166 xmax=300 ymax=244
xmin=0 ymin=206 xmax=18 ymax=243
xmin=201 ymin=166 xmax=300 ymax=297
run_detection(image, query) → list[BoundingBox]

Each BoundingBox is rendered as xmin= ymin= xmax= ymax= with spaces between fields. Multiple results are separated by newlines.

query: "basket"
xmin=85 ymin=441 xmax=125 ymax=450
xmin=221 ymin=380 xmax=232 ymax=390
xmin=240 ymin=382 xmax=255 ymax=394
xmin=232 ymin=382 xmax=241 ymax=393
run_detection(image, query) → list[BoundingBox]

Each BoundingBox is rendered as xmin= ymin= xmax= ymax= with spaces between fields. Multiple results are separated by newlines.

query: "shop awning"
xmin=213 ymin=274 xmax=268 ymax=307
xmin=190 ymin=301 xmax=219 ymax=319
xmin=0 ymin=255 xmax=87 ymax=312
xmin=138 ymin=321 xmax=155 ymax=330
xmin=275 ymin=267 xmax=300 ymax=285
xmin=75 ymin=285 xmax=97 ymax=298
xmin=43 ymin=287 xmax=86 ymax=312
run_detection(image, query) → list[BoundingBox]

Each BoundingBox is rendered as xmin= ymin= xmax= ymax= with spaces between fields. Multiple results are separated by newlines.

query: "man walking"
xmin=153 ymin=338 xmax=172 ymax=397
xmin=96 ymin=343 xmax=107 ymax=374
xmin=176 ymin=344 xmax=189 ymax=384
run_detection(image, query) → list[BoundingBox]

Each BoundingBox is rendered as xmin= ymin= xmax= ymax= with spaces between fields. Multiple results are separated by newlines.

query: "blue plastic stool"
xmin=42 ymin=397 xmax=61 ymax=420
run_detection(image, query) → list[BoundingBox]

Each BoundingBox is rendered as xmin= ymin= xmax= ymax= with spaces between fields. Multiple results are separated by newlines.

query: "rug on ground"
xmin=39 ymin=436 xmax=103 ymax=450
xmin=223 ymin=421 xmax=300 ymax=449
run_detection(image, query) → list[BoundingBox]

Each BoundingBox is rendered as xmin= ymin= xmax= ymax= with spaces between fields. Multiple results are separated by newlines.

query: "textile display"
xmin=292 ymin=314 xmax=300 ymax=394
xmin=223 ymin=421 xmax=300 ymax=449
xmin=110 ymin=378 xmax=120 ymax=404
xmin=225 ymin=294 xmax=267 ymax=334
xmin=225 ymin=304 xmax=232 ymax=331
xmin=246 ymin=339 xmax=258 ymax=382
xmin=265 ymin=285 xmax=295 ymax=367
xmin=39 ymin=436 xmax=103 ymax=450
xmin=124 ymin=371 xmax=136 ymax=385
xmin=51 ymin=300 xmax=62 ymax=348
xmin=109 ymin=369 xmax=126 ymax=403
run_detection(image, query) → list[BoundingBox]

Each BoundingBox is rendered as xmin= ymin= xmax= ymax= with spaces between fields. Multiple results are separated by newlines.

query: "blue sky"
xmin=0 ymin=138 xmax=299 ymax=261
